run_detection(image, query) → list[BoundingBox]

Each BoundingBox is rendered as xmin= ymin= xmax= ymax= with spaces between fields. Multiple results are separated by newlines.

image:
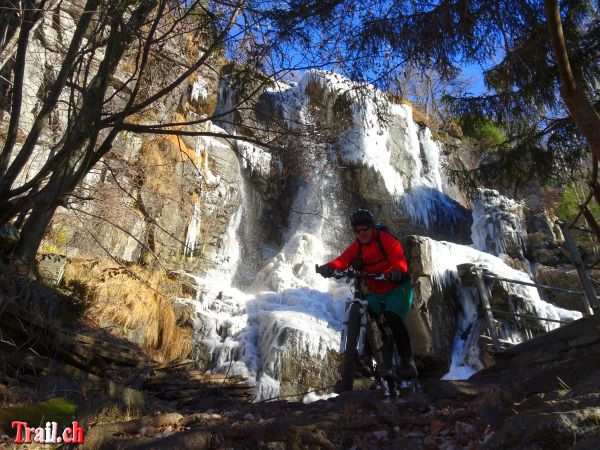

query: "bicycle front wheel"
xmin=340 ymin=301 xmax=361 ymax=392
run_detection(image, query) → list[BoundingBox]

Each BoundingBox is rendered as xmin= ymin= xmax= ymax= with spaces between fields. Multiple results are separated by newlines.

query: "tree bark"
xmin=544 ymin=0 xmax=600 ymax=163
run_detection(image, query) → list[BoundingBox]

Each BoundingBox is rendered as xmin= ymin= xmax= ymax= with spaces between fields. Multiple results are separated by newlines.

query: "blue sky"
xmin=461 ymin=63 xmax=487 ymax=96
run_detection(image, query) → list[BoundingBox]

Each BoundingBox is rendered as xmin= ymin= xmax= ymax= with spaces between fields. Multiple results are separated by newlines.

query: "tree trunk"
xmin=0 ymin=0 xmax=102 ymax=196
xmin=0 ymin=0 xmax=25 ymax=71
xmin=0 ymin=0 xmax=154 ymax=221
xmin=0 ymin=57 xmax=14 ymax=123
xmin=0 ymin=0 xmax=42 ymax=177
xmin=11 ymin=205 xmax=57 ymax=267
xmin=9 ymin=142 xmax=93 ymax=266
xmin=544 ymin=0 xmax=600 ymax=163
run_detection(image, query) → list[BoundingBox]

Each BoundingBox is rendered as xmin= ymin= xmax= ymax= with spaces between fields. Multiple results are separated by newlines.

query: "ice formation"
xmin=184 ymin=152 xmax=348 ymax=400
xmin=180 ymin=71 xmax=582 ymax=399
xmin=265 ymin=70 xmax=459 ymax=228
xmin=191 ymin=77 xmax=209 ymax=102
xmin=471 ymin=189 xmax=528 ymax=259
xmin=425 ymin=239 xmax=582 ymax=379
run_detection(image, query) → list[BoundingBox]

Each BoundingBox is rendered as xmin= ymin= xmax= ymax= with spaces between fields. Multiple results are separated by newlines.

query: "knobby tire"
xmin=340 ymin=302 xmax=361 ymax=392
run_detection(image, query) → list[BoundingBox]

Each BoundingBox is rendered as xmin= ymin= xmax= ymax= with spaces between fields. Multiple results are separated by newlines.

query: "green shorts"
xmin=366 ymin=282 xmax=413 ymax=320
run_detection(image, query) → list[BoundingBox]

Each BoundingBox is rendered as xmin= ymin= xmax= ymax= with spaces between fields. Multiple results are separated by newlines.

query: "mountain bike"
xmin=319 ymin=266 xmax=417 ymax=397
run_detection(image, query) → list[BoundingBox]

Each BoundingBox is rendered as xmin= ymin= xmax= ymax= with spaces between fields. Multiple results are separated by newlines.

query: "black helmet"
xmin=350 ymin=209 xmax=375 ymax=227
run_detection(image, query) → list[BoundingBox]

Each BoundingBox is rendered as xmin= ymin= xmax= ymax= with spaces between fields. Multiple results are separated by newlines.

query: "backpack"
xmin=373 ymin=223 xmax=401 ymax=260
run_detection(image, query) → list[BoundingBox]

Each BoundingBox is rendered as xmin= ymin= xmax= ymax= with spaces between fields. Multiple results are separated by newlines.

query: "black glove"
xmin=387 ymin=269 xmax=410 ymax=283
xmin=316 ymin=264 xmax=335 ymax=278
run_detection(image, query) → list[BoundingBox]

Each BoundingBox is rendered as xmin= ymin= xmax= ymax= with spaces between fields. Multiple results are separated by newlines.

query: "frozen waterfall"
xmin=180 ymin=71 xmax=582 ymax=400
xmin=265 ymin=70 xmax=462 ymax=228
xmin=184 ymin=149 xmax=349 ymax=400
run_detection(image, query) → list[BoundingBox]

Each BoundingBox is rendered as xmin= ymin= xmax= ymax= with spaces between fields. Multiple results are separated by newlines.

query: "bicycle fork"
xmin=340 ymin=298 xmax=368 ymax=353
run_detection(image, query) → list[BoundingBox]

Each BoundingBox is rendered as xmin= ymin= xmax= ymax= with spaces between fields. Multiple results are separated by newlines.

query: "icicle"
xmin=184 ymin=201 xmax=200 ymax=257
xmin=191 ymin=77 xmax=209 ymax=102
xmin=471 ymin=189 xmax=527 ymax=258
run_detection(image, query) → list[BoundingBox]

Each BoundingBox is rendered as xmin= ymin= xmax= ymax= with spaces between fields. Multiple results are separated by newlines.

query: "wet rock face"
xmin=401 ymin=235 xmax=459 ymax=372
xmin=534 ymin=266 xmax=589 ymax=313
xmin=525 ymin=214 xmax=566 ymax=267
xmin=527 ymin=232 xmax=565 ymax=266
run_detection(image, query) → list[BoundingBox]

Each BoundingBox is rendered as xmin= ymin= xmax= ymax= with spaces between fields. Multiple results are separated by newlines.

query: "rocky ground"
xmin=84 ymin=384 xmax=494 ymax=449
xmin=5 ymin=357 xmax=600 ymax=450
xmin=80 ymin=361 xmax=600 ymax=450
xmin=2 ymin=269 xmax=600 ymax=449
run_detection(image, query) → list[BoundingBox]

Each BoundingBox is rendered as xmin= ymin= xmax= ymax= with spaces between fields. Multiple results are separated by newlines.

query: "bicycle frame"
xmin=317 ymin=265 xmax=416 ymax=394
xmin=336 ymin=269 xmax=395 ymax=374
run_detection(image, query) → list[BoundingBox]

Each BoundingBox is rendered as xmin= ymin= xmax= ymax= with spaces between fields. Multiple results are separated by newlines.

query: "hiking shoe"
xmin=395 ymin=357 xmax=418 ymax=378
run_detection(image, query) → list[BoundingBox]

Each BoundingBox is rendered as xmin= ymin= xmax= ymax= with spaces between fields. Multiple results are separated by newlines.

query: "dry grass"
xmin=0 ymin=384 xmax=38 ymax=410
xmin=63 ymin=259 xmax=193 ymax=364
xmin=387 ymin=94 xmax=443 ymax=134
xmin=390 ymin=96 xmax=435 ymax=130
xmin=90 ymin=403 xmax=142 ymax=426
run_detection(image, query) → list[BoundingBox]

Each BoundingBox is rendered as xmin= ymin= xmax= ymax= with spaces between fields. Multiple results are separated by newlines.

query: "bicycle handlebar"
xmin=315 ymin=264 xmax=388 ymax=281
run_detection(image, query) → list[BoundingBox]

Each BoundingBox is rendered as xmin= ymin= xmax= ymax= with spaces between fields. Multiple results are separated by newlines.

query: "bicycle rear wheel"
xmin=340 ymin=301 xmax=361 ymax=392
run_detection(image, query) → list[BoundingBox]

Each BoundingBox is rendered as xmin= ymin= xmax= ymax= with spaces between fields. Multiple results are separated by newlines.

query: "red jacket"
xmin=326 ymin=230 xmax=409 ymax=293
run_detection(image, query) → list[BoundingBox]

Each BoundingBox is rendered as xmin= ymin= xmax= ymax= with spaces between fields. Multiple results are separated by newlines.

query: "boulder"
xmin=401 ymin=235 xmax=460 ymax=373
xmin=38 ymin=253 xmax=68 ymax=286
xmin=258 ymin=321 xmax=341 ymax=400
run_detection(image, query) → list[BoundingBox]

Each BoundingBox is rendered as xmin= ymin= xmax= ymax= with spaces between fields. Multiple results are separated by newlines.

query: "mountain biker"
xmin=316 ymin=209 xmax=418 ymax=378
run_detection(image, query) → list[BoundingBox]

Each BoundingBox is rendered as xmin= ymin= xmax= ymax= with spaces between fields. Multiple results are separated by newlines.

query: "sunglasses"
xmin=353 ymin=226 xmax=371 ymax=234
